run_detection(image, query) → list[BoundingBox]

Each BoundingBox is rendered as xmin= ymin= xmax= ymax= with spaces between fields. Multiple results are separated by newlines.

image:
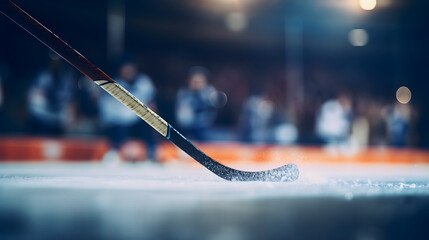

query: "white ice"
xmin=1 ymin=162 xmax=428 ymax=199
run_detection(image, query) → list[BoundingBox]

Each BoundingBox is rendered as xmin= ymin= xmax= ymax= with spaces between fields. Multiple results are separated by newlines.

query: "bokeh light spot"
xmin=396 ymin=86 xmax=412 ymax=104
xmin=348 ymin=29 xmax=369 ymax=47
xmin=360 ymin=0 xmax=376 ymax=10
xmin=225 ymin=12 xmax=247 ymax=32
xmin=210 ymin=91 xmax=228 ymax=108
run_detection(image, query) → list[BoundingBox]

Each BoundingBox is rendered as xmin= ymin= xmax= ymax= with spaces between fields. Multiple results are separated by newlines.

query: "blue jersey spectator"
xmin=387 ymin=103 xmax=411 ymax=147
xmin=27 ymin=56 xmax=75 ymax=136
xmin=316 ymin=94 xmax=353 ymax=144
xmin=0 ymin=68 xmax=4 ymax=133
xmin=176 ymin=66 xmax=216 ymax=141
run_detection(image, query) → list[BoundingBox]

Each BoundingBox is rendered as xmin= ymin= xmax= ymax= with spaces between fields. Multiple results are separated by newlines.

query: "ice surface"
xmin=1 ymin=162 xmax=428 ymax=198
xmin=1 ymin=162 xmax=429 ymax=240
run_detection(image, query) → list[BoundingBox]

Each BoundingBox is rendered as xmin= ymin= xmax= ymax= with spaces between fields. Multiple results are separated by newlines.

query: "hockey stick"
xmin=0 ymin=0 xmax=299 ymax=182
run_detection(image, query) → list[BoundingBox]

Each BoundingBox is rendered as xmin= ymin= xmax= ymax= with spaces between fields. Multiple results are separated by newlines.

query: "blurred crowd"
xmin=0 ymin=53 xmax=419 ymax=161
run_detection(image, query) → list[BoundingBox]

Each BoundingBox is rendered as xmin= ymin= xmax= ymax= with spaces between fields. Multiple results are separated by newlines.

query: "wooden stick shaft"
xmin=94 ymin=80 xmax=168 ymax=136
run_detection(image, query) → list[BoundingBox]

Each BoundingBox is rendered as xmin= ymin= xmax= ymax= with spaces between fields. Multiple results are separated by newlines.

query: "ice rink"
xmin=2 ymin=0 xmax=429 ymax=239
xmin=1 ymin=162 xmax=429 ymax=240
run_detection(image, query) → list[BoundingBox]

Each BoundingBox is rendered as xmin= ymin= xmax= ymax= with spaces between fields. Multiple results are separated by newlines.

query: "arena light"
xmin=396 ymin=86 xmax=412 ymax=104
xmin=348 ymin=29 xmax=369 ymax=46
xmin=360 ymin=0 xmax=376 ymax=10
xmin=192 ymin=0 xmax=266 ymax=14
xmin=225 ymin=11 xmax=248 ymax=32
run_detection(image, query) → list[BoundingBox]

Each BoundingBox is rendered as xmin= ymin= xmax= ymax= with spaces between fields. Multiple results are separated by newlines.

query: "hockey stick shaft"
xmin=0 ymin=0 xmax=299 ymax=182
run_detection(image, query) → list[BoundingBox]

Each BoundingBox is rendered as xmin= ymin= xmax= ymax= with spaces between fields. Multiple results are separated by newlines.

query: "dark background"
xmin=1 ymin=0 xmax=428 ymax=148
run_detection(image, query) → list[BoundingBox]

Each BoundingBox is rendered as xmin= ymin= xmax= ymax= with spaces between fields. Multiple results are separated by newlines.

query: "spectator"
xmin=367 ymin=100 xmax=388 ymax=146
xmin=239 ymin=91 xmax=297 ymax=144
xmin=99 ymin=60 xmax=158 ymax=163
xmin=27 ymin=54 xmax=75 ymax=136
xmin=0 ymin=70 xmax=3 ymax=109
xmin=0 ymin=67 xmax=4 ymax=133
xmin=387 ymin=103 xmax=411 ymax=147
xmin=315 ymin=93 xmax=353 ymax=145
xmin=175 ymin=66 xmax=217 ymax=141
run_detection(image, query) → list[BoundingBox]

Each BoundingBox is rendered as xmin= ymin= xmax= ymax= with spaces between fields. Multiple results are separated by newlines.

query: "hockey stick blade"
xmin=0 ymin=0 xmax=299 ymax=182
xmin=168 ymin=126 xmax=299 ymax=182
